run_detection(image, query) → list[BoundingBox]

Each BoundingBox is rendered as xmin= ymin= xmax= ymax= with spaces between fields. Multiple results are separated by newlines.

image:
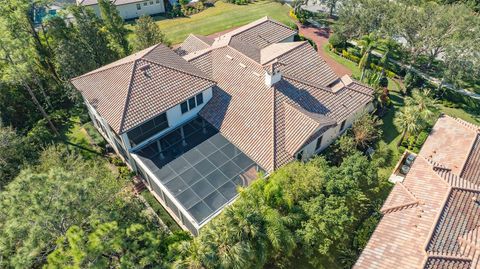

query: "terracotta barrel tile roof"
xmin=71 ymin=44 xmax=215 ymax=134
xmin=355 ymin=115 xmax=480 ymax=269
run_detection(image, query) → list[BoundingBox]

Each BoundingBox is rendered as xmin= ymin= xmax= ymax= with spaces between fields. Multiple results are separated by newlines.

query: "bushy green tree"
xmin=175 ymin=153 xmax=381 ymax=268
xmin=133 ymin=15 xmax=171 ymax=51
xmin=98 ymin=0 xmax=130 ymax=56
xmin=0 ymin=146 xmax=124 ymax=268
xmin=351 ymin=113 xmax=383 ymax=150
xmin=0 ymin=125 xmax=27 ymax=188
xmin=46 ymin=222 xmax=177 ymax=268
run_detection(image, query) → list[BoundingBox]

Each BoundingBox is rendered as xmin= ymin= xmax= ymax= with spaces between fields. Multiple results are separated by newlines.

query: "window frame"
xmin=180 ymin=92 xmax=204 ymax=114
xmin=296 ymin=150 xmax=304 ymax=161
xmin=340 ymin=120 xmax=346 ymax=131
xmin=315 ymin=136 xmax=323 ymax=151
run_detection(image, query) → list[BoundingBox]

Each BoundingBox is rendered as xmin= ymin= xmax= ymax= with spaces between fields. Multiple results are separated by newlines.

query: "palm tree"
xmin=394 ymin=105 xmax=422 ymax=147
xmin=358 ymin=33 xmax=378 ymax=81
xmin=405 ymin=89 xmax=438 ymax=122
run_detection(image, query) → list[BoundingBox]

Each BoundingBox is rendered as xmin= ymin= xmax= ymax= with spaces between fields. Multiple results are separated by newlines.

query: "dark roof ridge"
xmin=345 ymin=84 xmax=374 ymax=97
xmin=71 ymin=61 xmax=134 ymax=82
xmin=282 ymin=74 xmax=331 ymax=92
xmin=118 ymin=60 xmax=138 ymax=134
xmin=140 ymin=58 xmax=215 ymax=84
xmin=71 ymin=45 xmax=158 ymax=81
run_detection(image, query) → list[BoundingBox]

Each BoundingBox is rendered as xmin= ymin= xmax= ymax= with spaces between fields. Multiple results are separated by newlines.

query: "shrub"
xmin=329 ymin=33 xmax=346 ymax=49
xmin=369 ymin=63 xmax=397 ymax=78
xmin=342 ymin=50 xmax=360 ymax=63
xmin=289 ymin=9 xmax=298 ymax=20
xmin=415 ymin=131 xmax=429 ymax=148
xmin=286 ymin=20 xmax=299 ymax=31
xmin=294 ymin=34 xmax=317 ymax=51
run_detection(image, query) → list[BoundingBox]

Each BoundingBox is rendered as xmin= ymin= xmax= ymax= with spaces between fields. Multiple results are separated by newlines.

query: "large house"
xmin=71 ymin=17 xmax=374 ymax=235
xmin=355 ymin=115 xmax=480 ymax=269
xmin=76 ymin=0 xmax=165 ymax=20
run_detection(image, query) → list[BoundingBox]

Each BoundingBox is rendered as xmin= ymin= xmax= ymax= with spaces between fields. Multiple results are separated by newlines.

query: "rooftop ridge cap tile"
xmin=460 ymin=134 xmax=480 ymax=178
xmin=140 ymin=58 xmax=216 ymax=83
xmin=422 ymin=185 xmax=454 ymax=254
xmin=260 ymin=41 xmax=308 ymax=65
xmin=282 ymin=74 xmax=331 ymax=92
xmin=118 ymin=60 xmax=138 ymax=134
xmin=380 ymin=183 xmax=420 ymax=214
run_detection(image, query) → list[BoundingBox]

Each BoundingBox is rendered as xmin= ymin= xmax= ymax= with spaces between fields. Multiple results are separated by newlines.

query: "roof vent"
xmin=140 ymin=64 xmax=151 ymax=78
xmin=239 ymin=63 xmax=246 ymax=68
xmin=226 ymin=55 xmax=233 ymax=60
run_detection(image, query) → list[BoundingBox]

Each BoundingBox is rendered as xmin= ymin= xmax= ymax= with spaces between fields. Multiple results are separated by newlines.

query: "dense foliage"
xmin=334 ymin=0 xmax=480 ymax=91
xmin=174 ymin=151 xmax=388 ymax=268
xmin=133 ymin=15 xmax=171 ymax=51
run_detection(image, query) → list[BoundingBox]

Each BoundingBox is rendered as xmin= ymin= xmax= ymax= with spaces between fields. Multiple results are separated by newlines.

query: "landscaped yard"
xmin=321 ymin=42 xmax=480 ymax=178
xmin=127 ymin=1 xmax=293 ymax=44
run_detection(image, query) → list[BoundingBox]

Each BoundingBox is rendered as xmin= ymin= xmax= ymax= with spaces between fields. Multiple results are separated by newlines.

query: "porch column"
xmin=180 ymin=126 xmax=187 ymax=146
xmin=156 ymin=140 xmax=164 ymax=159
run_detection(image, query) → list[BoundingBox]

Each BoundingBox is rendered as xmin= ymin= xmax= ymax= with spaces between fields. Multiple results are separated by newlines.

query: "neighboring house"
xmin=76 ymin=0 xmax=165 ymax=20
xmin=355 ymin=115 xmax=480 ymax=269
xmin=71 ymin=17 xmax=374 ymax=235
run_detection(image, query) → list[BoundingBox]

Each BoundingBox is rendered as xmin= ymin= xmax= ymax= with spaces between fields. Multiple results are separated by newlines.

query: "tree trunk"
xmin=0 ymin=42 xmax=59 ymax=136
xmin=26 ymin=13 xmax=62 ymax=83
xmin=397 ymin=130 xmax=407 ymax=147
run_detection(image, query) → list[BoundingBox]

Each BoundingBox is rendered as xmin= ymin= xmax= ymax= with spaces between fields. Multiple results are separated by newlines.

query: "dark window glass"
xmin=296 ymin=150 xmax=303 ymax=161
xmin=143 ymin=1 xmax=147 ymax=5
xmin=188 ymin=97 xmax=196 ymax=110
xmin=340 ymin=120 xmax=346 ymax=131
xmin=315 ymin=136 xmax=323 ymax=151
xmin=150 ymin=0 xmax=153 ymax=4
xmin=127 ymin=113 xmax=169 ymax=146
xmin=136 ymin=3 xmax=141 ymax=9
xmin=155 ymin=0 xmax=159 ymax=3
xmin=196 ymin=93 xmax=203 ymax=105
xmin=181 ymin=102 xmax=188 ymax=114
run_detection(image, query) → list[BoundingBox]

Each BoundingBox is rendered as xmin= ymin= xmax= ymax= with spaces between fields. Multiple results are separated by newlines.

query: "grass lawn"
xmin=322 ymin=43 xmax=361 ymax=78
xmin=321 ymin=44 xmax=480 ymax=177
xmin=127 ymin=1 xmax=293 ymax=45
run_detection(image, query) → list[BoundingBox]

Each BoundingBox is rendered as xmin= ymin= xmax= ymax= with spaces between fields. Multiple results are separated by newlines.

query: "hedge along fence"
xmin=338 ymin=49 xmax=398 ymax=78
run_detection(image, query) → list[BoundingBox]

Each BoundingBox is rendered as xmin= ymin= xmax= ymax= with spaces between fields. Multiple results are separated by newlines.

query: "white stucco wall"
xmin=86 ymin=0 xmax=165 ymax=20
xmin=298 ymin=101 xmax=374 ymax=161
xmin=127 ymin=87 xmax=213 ymax=151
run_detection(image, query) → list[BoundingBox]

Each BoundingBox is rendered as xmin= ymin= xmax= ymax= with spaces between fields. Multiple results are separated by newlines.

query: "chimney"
xmin=264 ymin=61 xmax=282 ymax=87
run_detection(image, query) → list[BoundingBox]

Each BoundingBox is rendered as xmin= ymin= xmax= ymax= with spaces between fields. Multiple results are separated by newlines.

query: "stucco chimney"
xmin=264 ymin=61 xmax=282 ymax=87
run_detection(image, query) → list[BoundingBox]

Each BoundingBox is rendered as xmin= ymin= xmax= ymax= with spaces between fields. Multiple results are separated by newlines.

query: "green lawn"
xmin=322 ymin=43 xmax=361 ymax=78
xmin=128 ymin=1 xmax=293 ymax=45
xmin=321 ymin=43 xmax=480 ymax=177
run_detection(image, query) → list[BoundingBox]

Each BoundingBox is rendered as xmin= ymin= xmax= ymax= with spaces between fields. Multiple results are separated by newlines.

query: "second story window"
xmin=180 ymin=92 xmax=204 ymax=114
xmin=315 ymin=136 xmax=323 ymax=151
xmin=136 ymin=3 xmax=141 ymax=9
xmin=340 ymin=120 xmax=346 ymax=131
xmin=127 ymin=112 xmax=169 ymax=147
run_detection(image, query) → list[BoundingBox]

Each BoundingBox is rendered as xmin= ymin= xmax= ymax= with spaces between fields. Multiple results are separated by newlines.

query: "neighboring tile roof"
xmin=71 ymin=44 xmax=215 ymax=134
xmin=205 ymin=16 xmax=297 ymax=63
xmin=354 ymin=115 xmax=480 ymax=269
xmin=176 ymin=34 xmax=214 ymax=56
xmin=190 ymin=34 xmax=373 ymax=171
